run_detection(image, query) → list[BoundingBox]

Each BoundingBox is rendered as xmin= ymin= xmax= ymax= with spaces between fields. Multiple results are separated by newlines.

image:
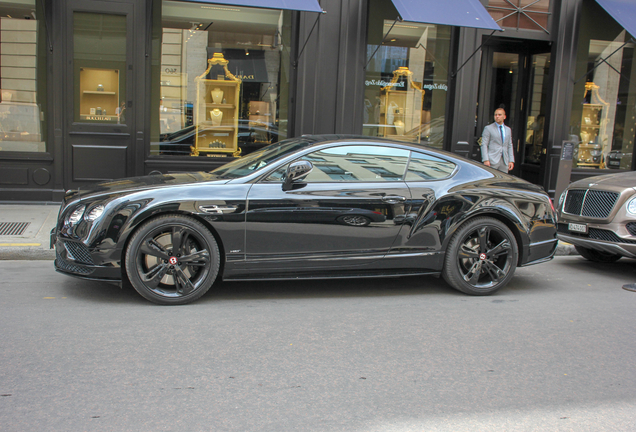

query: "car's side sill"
xmin=223 ymin=269 xmax=441 ymax=282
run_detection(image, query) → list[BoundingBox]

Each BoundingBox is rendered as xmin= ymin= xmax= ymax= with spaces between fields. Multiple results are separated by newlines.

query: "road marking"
xmin=0 ymin=243 xmax=41 ymax=247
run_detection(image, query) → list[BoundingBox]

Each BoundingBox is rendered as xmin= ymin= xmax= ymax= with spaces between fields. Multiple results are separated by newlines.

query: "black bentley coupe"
xmin=51 ymin=135 xmax=558 ymax=305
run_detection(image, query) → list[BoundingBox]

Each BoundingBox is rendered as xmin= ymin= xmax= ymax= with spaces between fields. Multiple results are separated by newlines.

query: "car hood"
xmin=569 ymin=171 xmax=636 ymax=190
xmin=66 ymin=172 xmax=230 ymax=202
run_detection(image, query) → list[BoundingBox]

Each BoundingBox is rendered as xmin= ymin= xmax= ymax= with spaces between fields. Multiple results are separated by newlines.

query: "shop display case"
xmin=79 ymin=68 xmax=120 ymax=121
xmin=379 ymin=67 xmax=423 ymax=142
xmin=191 ymin=53 xmax=241 ymax=157
xmin=577 ymin=82 xmax=609 ymax=168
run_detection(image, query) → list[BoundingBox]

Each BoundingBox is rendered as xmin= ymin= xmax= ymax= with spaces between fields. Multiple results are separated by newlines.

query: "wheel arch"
xmin=441 ymin=206 xmax=529 ymax=266
xmin=118 ymin=208 xmax=227 ymax=283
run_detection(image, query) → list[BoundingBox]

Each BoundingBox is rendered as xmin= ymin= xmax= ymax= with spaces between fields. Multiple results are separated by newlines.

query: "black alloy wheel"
xmin=125 ymin=215 xmax=220 ymax=305
xmin=443 ymin=217 xmax=518 ymax=295
xmin=574 ymin=245 xmax=621 ymax=263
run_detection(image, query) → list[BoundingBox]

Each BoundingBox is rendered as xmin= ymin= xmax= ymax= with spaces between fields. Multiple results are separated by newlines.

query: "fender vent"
xmin=0 ymin=222 xmax=30 ymax=236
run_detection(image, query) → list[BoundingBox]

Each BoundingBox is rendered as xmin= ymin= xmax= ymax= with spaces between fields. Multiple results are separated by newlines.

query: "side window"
xmin=405 ymin=151 xmax=456 ymax=180
xmin=264 ymin=145 xmax=411 ymax=182
xmin=308 ymin=145 xmax=411 ymax=182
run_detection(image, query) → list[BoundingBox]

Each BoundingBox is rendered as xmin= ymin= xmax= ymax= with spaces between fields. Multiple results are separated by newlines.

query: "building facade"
xmin=0 ymin=0 xmax=634 ymax=202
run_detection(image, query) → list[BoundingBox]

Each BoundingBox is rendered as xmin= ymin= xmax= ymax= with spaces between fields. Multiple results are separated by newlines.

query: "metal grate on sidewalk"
xmin=0 ymin=222 xmax=31 ymax=236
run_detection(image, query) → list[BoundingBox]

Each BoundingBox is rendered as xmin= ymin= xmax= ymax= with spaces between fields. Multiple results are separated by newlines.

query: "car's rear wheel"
xmin=443 ymin=217 xmax=518 ymax=295
xmin=574 ymin=245 xmax=621 ymax=263
xmin=125 ymin=215 xmax=220 ymax=305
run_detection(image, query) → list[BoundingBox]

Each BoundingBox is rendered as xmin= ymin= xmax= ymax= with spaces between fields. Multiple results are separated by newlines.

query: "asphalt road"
xmin=1 ymin=256 xmax=635 ymax=431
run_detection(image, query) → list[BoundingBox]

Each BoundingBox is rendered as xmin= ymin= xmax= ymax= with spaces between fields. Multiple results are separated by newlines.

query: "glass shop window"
xmin=73 ymin=13 xmax=127 ymax=125
xmin=569 ymin=0 xmax=636 ymax=171
xmin=363 ymin=0 xmax=451 ymax=149
xmin=0 ymin=0 xmax=47 ymax=153
xmin=150 ymin=1 xmax=291 ymax=158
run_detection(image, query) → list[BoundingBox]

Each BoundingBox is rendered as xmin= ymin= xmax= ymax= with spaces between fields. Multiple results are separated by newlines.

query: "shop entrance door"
xmin=476 ymin=39 xmax=551 ymax=185
xmin=63 ymin=0 xmax=143 ymax=190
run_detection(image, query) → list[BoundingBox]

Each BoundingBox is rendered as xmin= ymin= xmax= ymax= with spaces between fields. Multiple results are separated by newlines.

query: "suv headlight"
xmin=627 ymin=197 xmax=636 ymax=215
xmin=85 ymin=204 xmax=105 ymax=221
xmin=558 ymin=191 xmax=567 ymax=211
xmin=68 ymin=205 xmax=86 ymax=224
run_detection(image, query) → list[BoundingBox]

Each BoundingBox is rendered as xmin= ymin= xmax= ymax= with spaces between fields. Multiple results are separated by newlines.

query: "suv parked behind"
xmin=557 ymin=171 xmax=636 ymax=262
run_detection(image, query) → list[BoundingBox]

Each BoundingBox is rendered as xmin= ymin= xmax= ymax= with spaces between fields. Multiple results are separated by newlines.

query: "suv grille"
xmin=627 ymin=222 xmax=636 ymax=236
xmin=563 ymin=189 xmax=619 ymax=218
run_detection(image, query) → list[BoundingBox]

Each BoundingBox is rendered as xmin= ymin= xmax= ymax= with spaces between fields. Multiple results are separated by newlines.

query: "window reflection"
xmin=364 ymin=0 xmax=451 ymax=149
xmin=151 ymin=1 xmax=291 ymax=157
xmin=570 ymin=1 xmax=636 ymax=171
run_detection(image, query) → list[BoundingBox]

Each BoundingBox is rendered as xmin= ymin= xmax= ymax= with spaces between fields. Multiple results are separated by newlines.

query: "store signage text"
xmin=364 ymin=80 xmax=448 ymax=92
xmin=85 ymin=116 xmax=110 ymax=121
xmin=365 ymin=80 xmax=405 ymax=88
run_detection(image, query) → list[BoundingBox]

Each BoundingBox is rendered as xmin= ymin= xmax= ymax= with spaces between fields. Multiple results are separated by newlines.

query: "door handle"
xmin=382 ymin=196 xmax=406 ymax=204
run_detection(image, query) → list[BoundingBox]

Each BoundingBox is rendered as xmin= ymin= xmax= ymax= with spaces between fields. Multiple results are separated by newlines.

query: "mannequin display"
xmin=210 ymin=108 xmax=223 ymax=126
xmin=387 ymin=101 xmax=399 ymax=125
xmin=211 ymin=88 xmax=224 ymax=104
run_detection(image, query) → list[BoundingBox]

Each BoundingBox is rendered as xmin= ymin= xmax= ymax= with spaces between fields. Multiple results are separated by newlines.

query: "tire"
xmin=574 ymin=245 xmax=621 ymax=263
xmin=442 ymin=217 xmax=518 ymax=295
xmin=125 ymin=215 xmax=220 ymax=305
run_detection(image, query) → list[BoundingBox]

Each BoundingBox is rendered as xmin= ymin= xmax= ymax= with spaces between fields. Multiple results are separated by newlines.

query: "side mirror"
xmin=282 ymin=160 xmax=313 ymax=191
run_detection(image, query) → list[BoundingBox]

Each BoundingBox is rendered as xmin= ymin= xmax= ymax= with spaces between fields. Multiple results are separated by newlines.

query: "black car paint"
xmin=52 ymin=136 xmax=557 ymax=285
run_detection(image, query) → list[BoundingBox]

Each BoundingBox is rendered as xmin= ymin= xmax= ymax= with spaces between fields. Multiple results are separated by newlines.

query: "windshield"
xmin=210 ymin=137 xmax=316 ymax=179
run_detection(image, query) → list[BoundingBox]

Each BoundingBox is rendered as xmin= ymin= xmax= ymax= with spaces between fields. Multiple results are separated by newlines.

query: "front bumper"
xmin=51 ymin=228 xmax=123 ymax=282
xmin=557 ymin=223 xmax=636 ymax=258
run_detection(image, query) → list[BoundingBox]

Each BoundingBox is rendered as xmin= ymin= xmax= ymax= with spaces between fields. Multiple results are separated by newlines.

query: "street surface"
xmin=1 ymin=256 xmax=635 ymax=431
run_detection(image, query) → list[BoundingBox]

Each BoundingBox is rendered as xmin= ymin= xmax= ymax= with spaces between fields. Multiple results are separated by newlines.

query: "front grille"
xmin=558 ymin=223 xmax=636 ymax=244
xmin=563 ymin=189 xmax=619 ymax=218
xmin=56 ymin=252 xmax=93 ymax=275
xmin=64 ymin=241 xmax=94 ymax=265
xmin=627 ymin=222 xmax=636 ymax=236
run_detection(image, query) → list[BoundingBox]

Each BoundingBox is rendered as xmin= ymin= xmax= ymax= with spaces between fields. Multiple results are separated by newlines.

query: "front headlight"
xmin=558 ymin=191 xmax=567 ymax=211
xmin=68 ymin=205 xmax=86 ymax=224
xmin=85 ymin=204 xmax=105 ymax=221
xmin=627 ymin=197 xmax=636 ymax=215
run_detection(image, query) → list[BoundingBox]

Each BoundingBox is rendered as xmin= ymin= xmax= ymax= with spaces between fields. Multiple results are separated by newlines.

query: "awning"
xmin=595 ymin=0 xmax=636 ymax=39
xmin=390 ymin=0 xmax=500 ymax=31
xmin=184 ymin=0 xmax=323 ymax=13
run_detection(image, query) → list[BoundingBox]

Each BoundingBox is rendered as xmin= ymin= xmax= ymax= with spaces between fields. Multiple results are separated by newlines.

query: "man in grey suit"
xmin=481 ymin=108 xmax=515 ymax=173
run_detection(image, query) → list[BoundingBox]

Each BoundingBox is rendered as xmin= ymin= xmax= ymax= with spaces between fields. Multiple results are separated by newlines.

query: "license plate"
xmin=568 ymin=223 xmax=588 ymax=234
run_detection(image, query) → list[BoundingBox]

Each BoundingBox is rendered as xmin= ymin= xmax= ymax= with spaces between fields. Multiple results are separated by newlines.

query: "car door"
xmin=243 ymin=144 xmax=413 ymax=271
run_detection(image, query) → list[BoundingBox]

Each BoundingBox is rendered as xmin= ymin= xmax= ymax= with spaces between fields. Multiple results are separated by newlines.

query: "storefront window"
xmin=150 ymin=1 xmax=291 ymax=157
xmin=364 ymin=0 xmax=451 ymax=149
xmin=73 ymin=12 xmax=127 ymax=125
xmin=0 ymin=0 xmax=47 ymax=153
xmin=569 ymin=0 xmax=636 ymax=171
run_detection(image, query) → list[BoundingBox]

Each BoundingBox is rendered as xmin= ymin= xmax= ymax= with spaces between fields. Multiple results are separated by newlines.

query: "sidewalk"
xmin=0 ymin=203 xmax=60 ymax=260
xmin=0 ymin=202 xmax=578 ymax=260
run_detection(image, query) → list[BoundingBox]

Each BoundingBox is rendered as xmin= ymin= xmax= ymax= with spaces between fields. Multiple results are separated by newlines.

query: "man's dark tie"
xmin=499 ymin=125 xmax=504 ymax=143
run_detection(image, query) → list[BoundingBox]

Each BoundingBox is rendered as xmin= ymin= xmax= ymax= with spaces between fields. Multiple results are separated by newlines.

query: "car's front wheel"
xmin=443 ymin=217 xmax=518 ymax=295
xmin=574 ymin=245 xmax=621 ymax=263
xmin=125 ymin=215 xmax=220 ymax=305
